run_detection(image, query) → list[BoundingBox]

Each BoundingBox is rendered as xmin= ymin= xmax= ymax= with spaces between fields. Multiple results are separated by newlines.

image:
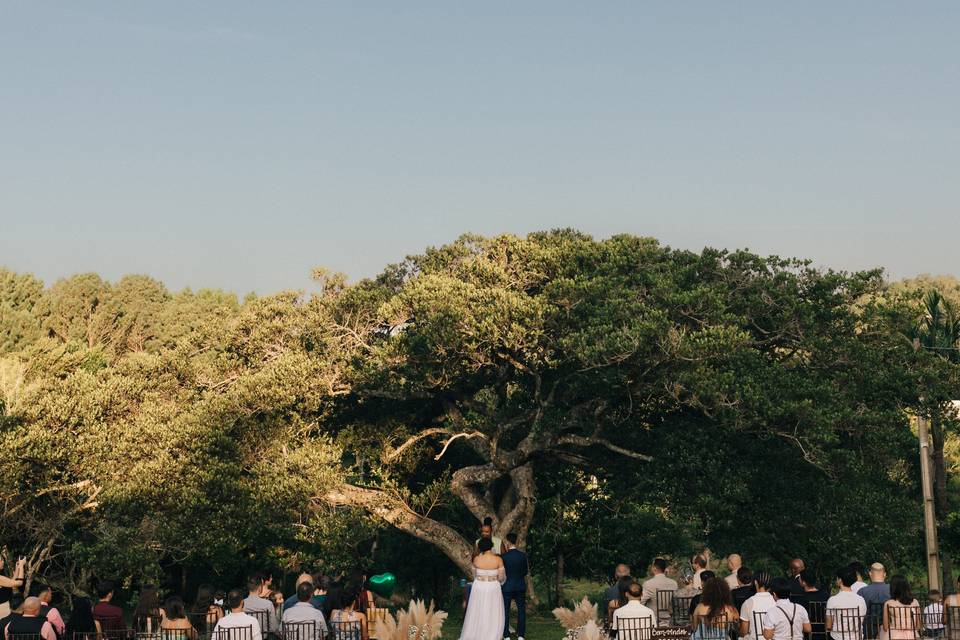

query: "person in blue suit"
xmin=501 ymin=533 xmax=529 ymax=640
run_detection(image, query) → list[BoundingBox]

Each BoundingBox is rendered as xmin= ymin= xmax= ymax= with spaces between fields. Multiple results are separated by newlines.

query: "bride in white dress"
xmin=459 ymin=538 xmax=506 ymax=640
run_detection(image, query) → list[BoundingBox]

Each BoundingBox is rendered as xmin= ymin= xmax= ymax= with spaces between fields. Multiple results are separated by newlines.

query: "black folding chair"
xmin=692 ymin=613 xmax=734 ymax=640
xmin=674 ymin=596 xmax=695 ymax=627
xmin=96 ymin=630 xmax=136 ymax=640
xmin=245 ymin=612 xmax=275 ymax=637
xmin=211 ymin=626 xmax=254 ymax=640
xmin=328 ymin=621 xmax=362 ymax=640
xmin=753 ymin=610 xmax=768 ymax=640
xmin=887 ymin=606 xmax=923 ymax=640
xmin=921 ymin=604 xmax=945 ymax=638
xmin=656 ymin=590 xmax=676 ymax=627
xmin=9 ymin=633 xmax=46 ymax=640
xmin=826 ymin=607 xmax=864 ymax=640
xmin=190 ymin=611 xmax=223 ymax=639
xmin=805 ymin=601 xmax=828 ymax=640
xmin=613 ymin=616 xmax=653 ymax=640
xmin=863 ymin=602 xmax=885 ymax=640
xmin=281 ymin=621 xmax=325 ymax=640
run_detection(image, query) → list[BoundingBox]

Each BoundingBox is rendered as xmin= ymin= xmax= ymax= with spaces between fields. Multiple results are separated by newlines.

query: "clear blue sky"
xmin=2 ymin=2 xmax=958 ymax=295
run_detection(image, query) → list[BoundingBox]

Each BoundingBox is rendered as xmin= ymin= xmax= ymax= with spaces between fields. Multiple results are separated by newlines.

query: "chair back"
xmin=655 ymin=591 xmax=675 ymax=627
xmin=673 ymin=596 xmax=695 ymax=627
xmin=245 ymin=611 xmax=271 ymax=635
xmin=189 ymin=610 xmax=222 ymax=637
xmin=211 ymin=626 xmax=254 ymax=640
xmin=753 ymin=610 xmax=768 ymax=640
xmin=693 ymin=612 xmax=733 ymax=640
xmin=9 ymin=634 xmax=46 ymax=640
xmin=827 ymin=607 xmax=864 ymax=640
xmin=886 ymin=605 xmax=922 ymax=640
xmin=329 ymin=620 xmax=361 ymax=640
xmin=281 ymin=621 xmax=321 ymax=640
xmin=614 ymin=616 xmax=653 ymax=640
xmin=805 ymin=601 xmax=828 ymax=640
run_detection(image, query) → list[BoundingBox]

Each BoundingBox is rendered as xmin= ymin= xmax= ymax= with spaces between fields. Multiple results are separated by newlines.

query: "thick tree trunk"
xmin=555 ymin=550 xmax=565 ymax=607
xmin=931 ymin=410 xmax=953 ymax=591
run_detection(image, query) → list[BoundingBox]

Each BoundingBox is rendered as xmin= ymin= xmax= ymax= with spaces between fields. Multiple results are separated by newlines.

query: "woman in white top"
xmin=459 ymin=538 xmax=505 ymax=640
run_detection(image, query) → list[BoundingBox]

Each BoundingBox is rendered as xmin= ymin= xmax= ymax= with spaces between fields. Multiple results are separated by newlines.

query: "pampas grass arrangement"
xmin=372 ymin=599 xmax=448 ymax=640
xmin=552 ymin=596 xmax=600 ymax=630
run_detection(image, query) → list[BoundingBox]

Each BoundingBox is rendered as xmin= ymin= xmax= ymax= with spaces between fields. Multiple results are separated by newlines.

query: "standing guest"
xmin=762 ymin=578 xmax=812 ymax=640
xmin=882 ymin=575 xmax=920 ymax=640
xmin=133 ymin=583 xmax=162 ymax=632
xmin=66 ymin=597 xmax=96 ymax=638
xmin=740 ymin=571 xmax=776 ymax=640
xmin=640 ymin=558 xmax=679 ymax=626
xmin=924 ymin=591 xmax=944 ymax=639
xmin=691 ymin=578 xmax=738 ymax=640
xmin=0 ymin=557 xmax=25 ymax=619
xmin=612 ymin=582 xmax=657 ymax=636
xmin=5 ymin=597 xmax=56 ymax=640
xmin=605 ymin=565 xmax=632 ymax=605
xmin=190 ymin=584 xmax=224 ymax=635
xmin=92 ymin=580 xmax=126 ymax=632
xmin=332 ymin=584 xmax=369 ymax=640
xmin=31 ymin=584 xmax=65 ymax=639
xmin=211 ymin=589 xmax=263 ymax=640
xmin=726 ymin=556 xmax=744 ymax=590
xmin=501 ymin=533 xmax=529 ymax=640
xmin=692 ymin=556 xmax=708 ymax=591
xmin=943 ymin=577 xmax=960 ymax=637
xmin=858 ymin=563 xmax=891 ymax=639
xmin=788 ymin=560 xmax=806 ymax=596
xmin=476 ymin=518 xmax=504 ymax=556
xmin=160 ymin=596 xmax=198 ymax=640
xmin=850 ymin=563 xmax=868 ymax=594
xmin=282 ymin=582 xmax=328 ymax=639
xmin=732 ymin=568 xmax=757 ymax=612
xmin=244 ymin=575 xmax=279 ymax=634
xmin=825 ymin=566 xmax=866 ymax=640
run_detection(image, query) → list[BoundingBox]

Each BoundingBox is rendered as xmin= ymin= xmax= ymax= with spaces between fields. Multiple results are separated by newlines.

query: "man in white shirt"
xmin=613 ymin=582 xmax=657 ymax=640
xmin=726 ymin=555 xmax=743 ymax=590
xmin=282 ymin=582 xmax=328 ymax=640
xmin=691 ymin=555 xmax=708 ymax=590
xmin=849 ymin=563 xmax=867 ymax=594
xmin=740 ymin=572 xmax=775 ymax=640
xmin=826 ymin=567 xmax=866 ymax=640
xmin=763 ymin=578 xmax=811 ymax=640
xmin=212 ymin=589 xmax=263 ymax=640
xmin=640 ymin=558 xmax=679 ymax=626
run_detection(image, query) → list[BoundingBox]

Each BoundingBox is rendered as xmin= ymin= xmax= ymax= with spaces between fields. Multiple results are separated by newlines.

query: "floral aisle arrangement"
xmin=372 ymin=599 xmax=448 ymax=640
xmin=553 ymin=597 xmax=606 ymax=640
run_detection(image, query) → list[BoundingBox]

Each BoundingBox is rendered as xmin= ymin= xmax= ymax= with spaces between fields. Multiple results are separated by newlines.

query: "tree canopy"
xmin=0 ymin=232 xmax=955 ymax=604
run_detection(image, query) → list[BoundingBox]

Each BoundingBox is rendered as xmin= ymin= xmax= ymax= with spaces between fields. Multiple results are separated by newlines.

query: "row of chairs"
xmin=31 ymin=620 xmax=364 ymax=640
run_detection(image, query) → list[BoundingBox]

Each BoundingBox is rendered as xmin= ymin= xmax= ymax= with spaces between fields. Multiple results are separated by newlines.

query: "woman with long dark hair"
xmin=160 ymin=596 xmax=198 ymax=640
xmin=691 ymin=577 xmax=738 ymax=640
xmin=883 ymin=575 xmax=921 ymax=640
xmin=607 ymin=575 xmax=634 ymax=625
xmin=133 ymin=584 xmax=162 ymax=633
xmin=190 ymin=584 xmax=223 ymax=635
xmin=66 ymin=597 xmax=97 ymax=639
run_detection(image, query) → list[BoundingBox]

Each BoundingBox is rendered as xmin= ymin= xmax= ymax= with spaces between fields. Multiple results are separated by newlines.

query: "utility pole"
xmin=918 ymin=412 xmax=943 ymax=593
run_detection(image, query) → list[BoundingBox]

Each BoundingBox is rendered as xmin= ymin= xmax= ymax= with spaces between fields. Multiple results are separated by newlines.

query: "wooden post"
xmin=918 ymin=413 xmax=943 ymax=593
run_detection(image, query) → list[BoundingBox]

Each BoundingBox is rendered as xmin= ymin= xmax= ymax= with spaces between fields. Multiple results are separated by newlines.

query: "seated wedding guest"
xmin=31 ymin=584 xmax=65 ymax=638
xmin=850 ymin=563 xmax=868 ymax=594
xmin=612 ymin=582 xmax=656 ymax=636
xmin=943 ymin=578 xmax=960 ymax=636
xmin=691 ymin=577 xmax=738 ymax=640
xmin=0 ymin=595 xmax=24 ymax=637
xmin=161 ymin=596 xmax=198 ymax=640
xmin=244 ymin=575 xmax=279 ymax=633
xmin=641 ymin=559 xmax=679 ymax=626
xmin=330 ymin=585 xmax=368 ymax=640
xmin=211 ymin=589 xmax=262 ymax=640
xmin=133 ymin=583 xmax=162 ymax=632
xmin=93 ymin=580 xmax=126 ymax=632
xmin=66 ymin=597 xmax=97 ymax=638
xmin=282 ymin=582 xmax=329 ymax=638
xmin=688 ymin=572 xmax=717 ymax=616
xmin=692 ymin=556 xmax=708 ymax=591
xmin=924 ymin=591 xmax=944 ymax=638
xmin=605 ymin=565 xmax=632 ymax=604
xmin=283 ymin=574 xmax=316 ymax=612
xmin=726 ymin=555 xmax=744 ymax=590
xmin=792 ymin=569 xmax=830 ymax=638
xmin=5 ymin=597 xmax=57 ymax=640
xmin=883 ymin=575 xmax=920 ymax=640
xmin=608 ymin=575 xmax=634 ymax=624
xmin=858 ymin=563 xmax=890 ymax=639
xmin=825 ymin=566 xmax=866 ymax=640
xmin=732 ymin=568 xmax=756 ymax=612
xmin=740 ymin=572 xmax=775 ymax=640
xmin=190 ymin=584 xmax=224 ymax=635
xmin=762 ymin=578 xmax=811 ymax=640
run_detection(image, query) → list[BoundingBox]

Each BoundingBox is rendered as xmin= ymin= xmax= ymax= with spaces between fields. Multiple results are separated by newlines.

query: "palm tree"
xmin=907 ymin=290 xmax=960 ymax=589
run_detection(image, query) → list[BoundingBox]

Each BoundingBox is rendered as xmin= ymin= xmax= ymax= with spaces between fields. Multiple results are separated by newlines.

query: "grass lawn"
xmin=441 ymin=579 xmax=606 ymax=640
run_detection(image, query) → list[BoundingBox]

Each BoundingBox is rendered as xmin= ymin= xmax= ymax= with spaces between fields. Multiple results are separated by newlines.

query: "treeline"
xmin=1 ymin=231 xmax=959 ymax=607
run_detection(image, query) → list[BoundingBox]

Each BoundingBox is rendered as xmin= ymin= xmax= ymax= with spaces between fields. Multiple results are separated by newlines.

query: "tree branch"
xmin=555 ymin=434 xmax=653 ymax=461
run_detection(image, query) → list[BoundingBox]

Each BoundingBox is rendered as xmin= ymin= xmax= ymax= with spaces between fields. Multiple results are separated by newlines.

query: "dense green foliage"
xmin=1 ymin=232 xmax=958 ymax=606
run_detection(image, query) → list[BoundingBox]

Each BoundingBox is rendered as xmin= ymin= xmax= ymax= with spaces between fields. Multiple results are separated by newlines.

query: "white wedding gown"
xmin=459 ymin=567 xmax=505 ymax=640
